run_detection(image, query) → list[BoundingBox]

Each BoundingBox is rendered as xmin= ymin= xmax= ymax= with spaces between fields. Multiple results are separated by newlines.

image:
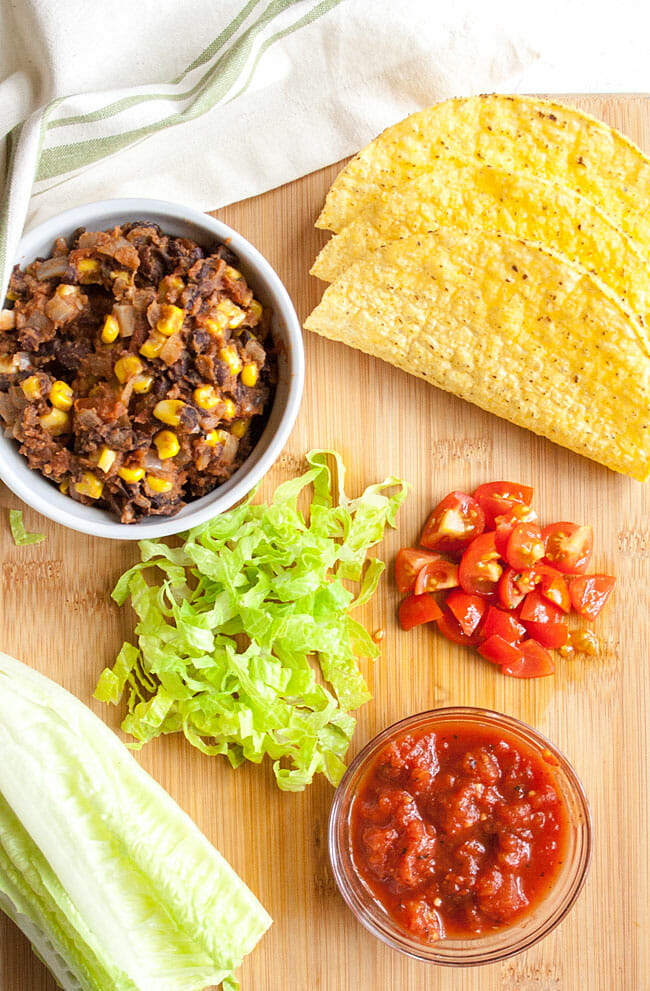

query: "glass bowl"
xmin=328 ymin=707 xmax=592 ymax=966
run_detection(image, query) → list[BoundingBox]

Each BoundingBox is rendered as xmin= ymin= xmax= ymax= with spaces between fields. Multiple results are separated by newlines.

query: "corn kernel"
xmin=110 ymin=270 xmax=131 ymax=281
xmin=241 ymin=363 xmax=258 ymax=387
xmin=205 ymin=318 xmax=225 ymax=338
xmin=40 ymin=408 xmax=70 ymax=435
xmin=219 ymin=346 xmax=242 ymax=376
xmin=118 ymin=466 xmax=145 ymax=484
xmin=114 ymin=354 xmax=144 ymax=383
xmin=0 ymin=355 xmax=18 ymax=374
xmin=153 ymin=399 xmax=184 ymax=426
xmin=231 ymin=418 xmax=248 ymax=438
xmin=59 ymin=478 xmax=69 ymax=495
xmin=224 ymin=265 xmax=242 ymax=281
xmin=146 ymin=475 xmax=173 ymax=494
xmin=97 ymin=447 xmax=116 ymax=473
xmin=132 ymin=374 xmax=154 ymax=394
xmin=139 ymin=332 xmax=166 ymax=358
xmin=221 ymin=398 xmax=236 ymax=420
xmin=205 ymin=429 xmax=228 ymax=447
xmin=211 ymin=299 xmax=245 ymax=332
xmin=0 ymin=308 xmax=16 ymax=330
xmin=5 ymin=289 xmax=17 ymax=301
xmin=21 ymin=375 xmax=42 ymax=400
xmin=249 ymin=299 xmax=263 ymax=319
xmin=49 ymin=380 xmax=73 ymax=410
xmin=193 ymin=384 xmax=220 ymax=410
xmin=78 ymin=258 xmax=100 ymax=275
xmin=101 ymin=314 xmax=120 ymax=344
xmin=74 ymin=472 xmax=103 ymax=499
xmin=156 ymin=304 xmax=184 ymax=337
xmin=154 ymin=430 xmax=180 ymax=460
xmin=56 ymin=284 xmax=80 ymax=298
xmin=159 ymin=276 xmax=184 ymax=300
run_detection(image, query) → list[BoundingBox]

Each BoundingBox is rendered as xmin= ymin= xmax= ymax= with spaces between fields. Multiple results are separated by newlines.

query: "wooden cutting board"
xmin=1 ymin=94 xmax=648 ymax=991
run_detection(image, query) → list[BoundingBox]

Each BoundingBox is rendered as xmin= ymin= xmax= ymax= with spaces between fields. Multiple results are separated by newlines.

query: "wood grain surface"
xmin=1 ymin=94 xmax=649 ymax=991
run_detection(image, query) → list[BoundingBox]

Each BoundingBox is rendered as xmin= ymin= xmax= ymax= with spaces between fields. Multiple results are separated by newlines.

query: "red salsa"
xmin=350 ymin=721 xmax=569 ymax=942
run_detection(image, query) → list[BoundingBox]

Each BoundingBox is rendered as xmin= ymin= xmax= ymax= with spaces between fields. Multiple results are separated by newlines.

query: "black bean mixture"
xmin=0 ymin=223 xmax=276 ymax=523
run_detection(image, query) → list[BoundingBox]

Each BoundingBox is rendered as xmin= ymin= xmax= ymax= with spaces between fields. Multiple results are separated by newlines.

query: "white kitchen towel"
xmin=0 ymin=0 xmax=537 ymax=293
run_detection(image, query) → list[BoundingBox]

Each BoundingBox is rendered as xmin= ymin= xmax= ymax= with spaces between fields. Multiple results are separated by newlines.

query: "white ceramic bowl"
xmin=0 ymin=198 xmax=304 ymax=539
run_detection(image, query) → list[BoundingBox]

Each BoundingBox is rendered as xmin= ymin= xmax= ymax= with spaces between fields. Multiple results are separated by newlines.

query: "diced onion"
xmin=35 ymin=256 xmax=68 ymax=281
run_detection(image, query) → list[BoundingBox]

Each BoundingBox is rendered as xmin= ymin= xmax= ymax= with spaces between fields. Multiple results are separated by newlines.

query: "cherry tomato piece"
xmin=523 ymin=620 xmax=569 ymax=649
xmin=478 ymin=634 xmax=524 ymax=667
xmin=542 ymin=522 xmax=593 ymax=574
xmin=420 ymin=491 xmax=486 ymax=556
xmin=399 ymin=593 xmax=443 ymax=631
xmin=395 ymin=548 xmax=446 ymax=595
xmin=519 ymin=590 xmax=564 ymax=625
xmin=497 ymin=567 xmax=538 ymax=610
xmin=436 ymin=606 xmax=483 ymax=646
xmin=505 ymin=522 xmax=545 ymax=571
xmin=459 ymin=532 xmax=503 ymax=599
xmin=494 ymin=506 xmax=538 ymax=557
xmin=446 ymin=590 xmax=487 ymax=637
xmin=480 ymin=605 xmax=527 ymax=644
xmin=472 ymin=482 xmax=534 ymax=527
xmin=414 ymin=558 xmax=459 ymax=595
xmin=532 ymin=564 xmax=571 ymax=613
xmin=501 ymin=639 xmax=554 ymax=678
xmin=569 ymin=574 xmax=616 ymax=620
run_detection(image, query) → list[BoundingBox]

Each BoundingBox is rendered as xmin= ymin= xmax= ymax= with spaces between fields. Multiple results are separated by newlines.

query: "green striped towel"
xmin=0 ymin=0 xmax=534 ymax=296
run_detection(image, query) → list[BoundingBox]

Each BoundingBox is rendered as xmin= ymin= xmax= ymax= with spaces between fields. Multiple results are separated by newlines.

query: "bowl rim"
xmin=0 ymin=197 xmax=304 ymax=540
xmin=328 ymin=705 xmax=593 ymax=966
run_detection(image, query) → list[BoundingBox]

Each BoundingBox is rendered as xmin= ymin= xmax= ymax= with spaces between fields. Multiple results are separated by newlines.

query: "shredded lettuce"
xmin=9 ymin=509 xmax=45 ymax=545
xmin=96 ymin=450 xmax=408 ymax=791
xmin=0 ymin=651 xmax=271 ymax=991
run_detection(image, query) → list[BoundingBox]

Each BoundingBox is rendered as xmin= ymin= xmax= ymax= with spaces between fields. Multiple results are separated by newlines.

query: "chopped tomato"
xmin=519 ymin=589 xmax=563 ymax=625
xmin=478 ymin=635 xmax=523 ymax=667
xmin=533 ymin=564 xmax=571 ymax=613
xmin=501 ymin=639 xmax=554 ymax=678
xmin=436 ymin=607 xmax=482 ymax=646
xmin=505 ymin=522 xmax=545 ymax=570
xmin=497 ymin=566 xmax=536 ymax=610
xmin=569 ymin=574 xmax=616 ymax=620
xmin=395 ymin=548 xmax=445 ymax=595
xmin=397 ymin=482 xmax=613 ymax=681
xmin=494 ymin=505 xmax=538 ymax=557
xmin=414 ymin=558 xmax=459 ymax=594
xmin=420 ymin=491 xmax=485 ymax=556
xmin=542 ymin=522 xmax=593 ymax=574
xmin=459 ymin=532 xmax=502 ymax=599
xmin=446 ymin=590 xmax=487 ymax=637
xmin=472 ymin=482 xmax=534 ymax=528
xmin=480 ymin=605 xmax=526 ymax=644
xmin=523 ymin=620 xmax=569 ymax=649
xmin=399 ymin=593 xmax=443 ymax=631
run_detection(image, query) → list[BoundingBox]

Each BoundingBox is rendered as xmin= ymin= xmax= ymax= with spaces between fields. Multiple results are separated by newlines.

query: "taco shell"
xmin=316 ymin=95 xmax=650 ymax=256
xmin=311 ymin=162 xmax=650 ymax=332
xmin=304 ymin=228 xmax=650 ymax=481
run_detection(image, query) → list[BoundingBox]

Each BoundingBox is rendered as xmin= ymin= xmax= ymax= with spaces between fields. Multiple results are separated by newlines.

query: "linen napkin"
xmin=0 ymin=0 xmax=537 ymax=295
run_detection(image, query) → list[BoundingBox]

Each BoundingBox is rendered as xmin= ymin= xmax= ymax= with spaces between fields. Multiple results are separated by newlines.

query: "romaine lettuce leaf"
xmin=0 ymin=651 xmax=270 ymax=991
xmin=96 ymin=450 xmax=408 ymax=791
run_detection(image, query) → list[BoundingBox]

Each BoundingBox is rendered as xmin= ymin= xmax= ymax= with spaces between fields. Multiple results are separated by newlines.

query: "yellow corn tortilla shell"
xmin=304 ymin=228 xmax=650 ymax=481
xmin=311 ymin=163 xmax=650 ymax=329
xmin=316 ymin=95 xmax=650 ymax=255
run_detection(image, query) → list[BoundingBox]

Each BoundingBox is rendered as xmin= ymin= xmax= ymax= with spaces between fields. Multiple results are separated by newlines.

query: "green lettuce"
xmin=96 ymin=450 xmax=408 ymax=791
xmin=0 ymin=651 xmax=271 ymax=991
xmin=9 ymin=509 xmax=45 ymax=545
